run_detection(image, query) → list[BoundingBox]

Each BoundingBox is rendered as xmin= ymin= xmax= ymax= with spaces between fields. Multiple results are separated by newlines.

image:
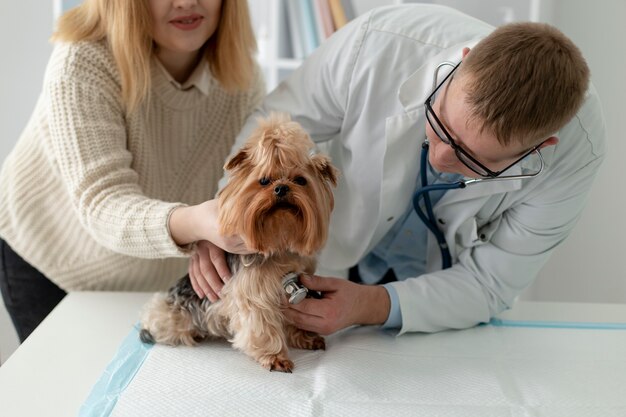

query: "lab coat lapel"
xmin=371 ymin=39 xmax=483 ymax=246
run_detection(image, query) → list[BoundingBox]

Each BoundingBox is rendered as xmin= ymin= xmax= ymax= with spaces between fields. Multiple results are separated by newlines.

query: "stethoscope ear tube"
xmin=413 ymin=143 xmax=465 ymax=269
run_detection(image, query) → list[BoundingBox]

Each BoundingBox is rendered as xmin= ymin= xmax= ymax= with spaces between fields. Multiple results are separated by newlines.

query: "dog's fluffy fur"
xmin=140 ymin=113 xmax=338 ymax=372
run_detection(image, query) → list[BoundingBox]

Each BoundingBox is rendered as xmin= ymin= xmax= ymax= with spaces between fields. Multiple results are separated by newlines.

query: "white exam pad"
xmin=80 ymin=320 xmax=626 ymax=417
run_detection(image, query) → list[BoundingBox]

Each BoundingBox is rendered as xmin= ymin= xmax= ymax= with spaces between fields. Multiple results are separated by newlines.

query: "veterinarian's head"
xmin=426 ymin=22 xmax=588 ymax=179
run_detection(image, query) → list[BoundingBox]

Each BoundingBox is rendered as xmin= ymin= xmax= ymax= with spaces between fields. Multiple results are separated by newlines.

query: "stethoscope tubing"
xmin=412 ymin=142 xmax=465 ymax=269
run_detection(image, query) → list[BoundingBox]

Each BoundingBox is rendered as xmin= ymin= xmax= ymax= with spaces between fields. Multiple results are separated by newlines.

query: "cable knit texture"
xmin=0 ymin=40 xmax=264 ymax=291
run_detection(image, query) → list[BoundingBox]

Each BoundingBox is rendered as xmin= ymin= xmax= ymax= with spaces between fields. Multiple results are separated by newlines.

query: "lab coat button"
xmin=387 ymin=216 xmax=394 ymax=222
xmin=438 ymin=218 xmax=445 ymax=225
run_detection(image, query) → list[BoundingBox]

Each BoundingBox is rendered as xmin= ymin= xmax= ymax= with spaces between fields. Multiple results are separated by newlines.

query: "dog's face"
xmin=218 ymin=114 xmax=338 ymax=256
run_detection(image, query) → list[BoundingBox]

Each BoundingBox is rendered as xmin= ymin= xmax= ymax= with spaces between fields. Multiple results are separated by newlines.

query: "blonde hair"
xmin=52 ymin=0 xmax=257 ymax=113
xmin=459 ymin=22 xmax=589 ymax=146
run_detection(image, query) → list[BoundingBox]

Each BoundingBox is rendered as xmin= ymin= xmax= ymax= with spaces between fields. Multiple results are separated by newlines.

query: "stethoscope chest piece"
xmin=282 ymin=272 xmax=308 ymax=304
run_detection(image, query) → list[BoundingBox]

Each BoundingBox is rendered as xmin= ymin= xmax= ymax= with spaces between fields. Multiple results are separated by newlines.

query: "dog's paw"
xmin=270 ymin=357 xmax=294 ymax=373
xmin=310 ymin=335 xmax=326 ymax=351
xmin=265 ymin=356 xmax=294 ymax=373
xmin=288 ymin=328 xmax=326 ymax=351
xmin=297 ymin=334 xmax=326 ymax=350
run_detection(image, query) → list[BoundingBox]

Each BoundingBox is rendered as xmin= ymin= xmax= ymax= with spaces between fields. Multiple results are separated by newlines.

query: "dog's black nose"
xmin=274 ymin=184 xmax=289 ymax=197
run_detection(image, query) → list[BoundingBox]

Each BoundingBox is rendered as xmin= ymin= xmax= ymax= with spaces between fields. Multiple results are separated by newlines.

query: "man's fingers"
xmin=284 ymin=308 xmax=328 ymax=334
xmin=287 ymin=297 xmax=325 ymax=316
xmin=299 ymin=274 xmax=339 ymax=291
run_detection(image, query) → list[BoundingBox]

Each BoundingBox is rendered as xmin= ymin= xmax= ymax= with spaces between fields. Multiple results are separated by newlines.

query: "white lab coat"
xmin=228 ymin=5 xmax=606 ymax=334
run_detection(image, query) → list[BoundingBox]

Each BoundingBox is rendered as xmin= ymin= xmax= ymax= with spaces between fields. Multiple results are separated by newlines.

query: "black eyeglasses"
xmin=424 ymin=61 xmax=544 ymax=179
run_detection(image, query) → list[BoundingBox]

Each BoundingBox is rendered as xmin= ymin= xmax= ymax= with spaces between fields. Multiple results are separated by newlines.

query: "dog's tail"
xmin=139 ymin=275 xmax=231 ymax=346
xmin=139 ymin=292 xmax=206 ymax=347
xmin=139 ymin=328 xmax=156 ymax=344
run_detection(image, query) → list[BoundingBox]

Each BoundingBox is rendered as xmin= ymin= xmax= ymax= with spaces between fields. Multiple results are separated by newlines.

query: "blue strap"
xmin=489 ymin=318 xmax=626 ymax=330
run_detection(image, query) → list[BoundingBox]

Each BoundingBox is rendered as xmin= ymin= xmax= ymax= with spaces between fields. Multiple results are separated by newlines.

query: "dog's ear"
xmin=311 ymin=154 xmax=339 ymax=187
xmin=224 ymin=148 xmax=249 ymax=172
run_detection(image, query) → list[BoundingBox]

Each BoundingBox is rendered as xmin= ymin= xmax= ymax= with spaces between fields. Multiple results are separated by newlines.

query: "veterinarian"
xmin=195 ymin=4 xmax=605 ymax=335
xmin=0 ymin=0 xmax=263 ymax=342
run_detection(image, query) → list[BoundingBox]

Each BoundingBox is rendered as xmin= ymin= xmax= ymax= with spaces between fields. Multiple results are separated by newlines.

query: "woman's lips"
xmin=170 ymin=15 xmax=204 ymax=31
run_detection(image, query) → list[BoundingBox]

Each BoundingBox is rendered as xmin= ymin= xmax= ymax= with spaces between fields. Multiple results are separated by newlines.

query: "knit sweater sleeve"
xmin=44 ymin=43 xmax=189 ymax=259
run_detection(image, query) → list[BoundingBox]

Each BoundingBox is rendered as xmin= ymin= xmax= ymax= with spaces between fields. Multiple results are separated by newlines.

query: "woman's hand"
xmin=188 ymin=240 xmax=232 ymax=302
xmin=169 ymin=198 xmax=253 ymax=299
xmin=169 ymin=199 xmax=248 ymax=253
xmin=283 ymin=275 xmax=391 ymax=335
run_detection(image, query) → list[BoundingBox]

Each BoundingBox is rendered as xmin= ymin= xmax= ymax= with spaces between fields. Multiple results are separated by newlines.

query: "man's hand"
xmin=283 ymin=275 xmax=391 ymax=335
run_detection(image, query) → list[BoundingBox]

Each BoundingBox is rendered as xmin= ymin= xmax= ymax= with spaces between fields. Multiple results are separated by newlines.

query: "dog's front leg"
xmin=230 ymin=309 xmax=293 ymax=373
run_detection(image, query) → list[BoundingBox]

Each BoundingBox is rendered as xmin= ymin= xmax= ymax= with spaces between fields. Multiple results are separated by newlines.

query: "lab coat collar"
xmin=398 ymin=38 xmax=482 ymax=112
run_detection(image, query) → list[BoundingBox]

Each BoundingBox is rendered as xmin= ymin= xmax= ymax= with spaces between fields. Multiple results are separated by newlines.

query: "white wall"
xmin=0 ymin=0 xmax=54 ymax=363
xmin=522 ymin=0 xmax=626 ymax=302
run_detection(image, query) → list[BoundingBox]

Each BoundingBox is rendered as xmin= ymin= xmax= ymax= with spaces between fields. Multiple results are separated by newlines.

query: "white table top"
xmin=1 ymin=292 xmax=625 ymax=417
xmin=0 ymin=292 xmax=152 ymax=417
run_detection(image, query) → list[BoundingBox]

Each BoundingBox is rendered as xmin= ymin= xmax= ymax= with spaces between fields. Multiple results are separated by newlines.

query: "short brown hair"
xmin=459 ymin=22 xmax=589 ymax=146
xmin=52 ymin=0 xmax=257 ymax=113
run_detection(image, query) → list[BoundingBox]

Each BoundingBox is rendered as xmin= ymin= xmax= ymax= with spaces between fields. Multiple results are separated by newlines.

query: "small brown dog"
xmin=140 ymin=113 xmax=338 ymax=372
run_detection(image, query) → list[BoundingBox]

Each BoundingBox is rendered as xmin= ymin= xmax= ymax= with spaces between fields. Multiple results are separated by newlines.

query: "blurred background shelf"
xmin=249 ymin=0 xmax=549 ymax=90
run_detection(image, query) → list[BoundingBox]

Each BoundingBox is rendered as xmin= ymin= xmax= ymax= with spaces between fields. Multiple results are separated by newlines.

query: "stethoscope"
xmin=412 ymin=139 xmax=500 ymax=269
xmin=411 ymin=61 xmax=476 ymax=270
xmin=413 ymin=137 xmax=518 ymax=270
xmin=412 ymin=141 xmax=464 ymax=270
xmin=412 ymin=61 xmax=545 ymax=270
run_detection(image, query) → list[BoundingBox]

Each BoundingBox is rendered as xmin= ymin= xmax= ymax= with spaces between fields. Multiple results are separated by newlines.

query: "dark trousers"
xmin=0 ymin=239 xmax=66 ymax=342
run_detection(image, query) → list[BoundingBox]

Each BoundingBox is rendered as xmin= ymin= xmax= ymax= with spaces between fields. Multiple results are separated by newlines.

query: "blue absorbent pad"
xmin=79 ymin=320 xmax=626 ymax=417
xmin=78 ymin=326 xmax=153 ymax=417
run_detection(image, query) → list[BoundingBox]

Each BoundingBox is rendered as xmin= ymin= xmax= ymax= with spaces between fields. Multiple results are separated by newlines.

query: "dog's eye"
xmin=259 ymin=177 xmax=270 ymax=186
xmin=293 ymin=176 xmax=307 ymax=186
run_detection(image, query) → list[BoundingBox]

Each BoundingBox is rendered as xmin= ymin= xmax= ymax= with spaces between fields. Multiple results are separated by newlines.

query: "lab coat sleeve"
xmin=391 ymin=91 xmax=607 ymax=334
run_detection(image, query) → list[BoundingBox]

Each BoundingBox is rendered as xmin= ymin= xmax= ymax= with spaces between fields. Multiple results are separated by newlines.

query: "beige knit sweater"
xmin=0 ymin=40 xmax=264 ymax=291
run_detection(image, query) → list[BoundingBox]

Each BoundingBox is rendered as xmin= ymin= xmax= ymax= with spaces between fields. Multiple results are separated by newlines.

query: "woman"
xmin=0 ymin=0 xmax=263 ymax=342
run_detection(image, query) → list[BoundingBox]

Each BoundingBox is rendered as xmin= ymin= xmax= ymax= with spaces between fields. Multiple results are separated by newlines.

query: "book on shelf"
xmin=284 ymin=0 xmax=361 ymax=60
xmin=328 ymin=0 xmax=348 ymax=29
xmin=276 ymin=0 xmax=293 ymax=60
xmin=285 ymin=0 xmax=305 ymax=59
xmin=312 ymin=0 xmax=335 ymax=44
xmin=340 ymin=0 xmax=357 ymax=21
xmin=299 ymin=0 xmax=320 ymax=56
